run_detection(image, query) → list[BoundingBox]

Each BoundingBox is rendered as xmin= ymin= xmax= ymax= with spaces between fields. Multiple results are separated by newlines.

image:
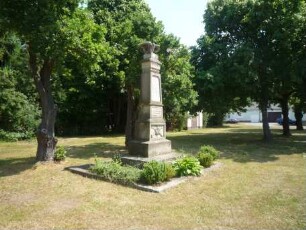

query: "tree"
xmin=203 ymin=0 xmax=277 ymax=140
xmin=53 ymin=9 xmax=120 ymax=136
xmin=158 ymin=34 xmax=198 ymax=130
xmin=0 ymin=31 xmax=40 ymax=137
xmin=0 ymin=1 xmax=115 ymax=160
xmin=191 ymin=35 xmax=252 ymax=126
xmin=262 ymin=0 xmax=306 ymax=136
xmin=290 ymin=95 xmax=305 ymax=131
xmin=194 ymin=0 xmax=305 ymax=140
xmin=88 ymin=0 xmax=163 ymax=145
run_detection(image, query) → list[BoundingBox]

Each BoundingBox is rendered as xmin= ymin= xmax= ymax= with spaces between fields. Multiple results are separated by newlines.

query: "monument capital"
xmin=140 ymin=41 xmax=160 ymax=55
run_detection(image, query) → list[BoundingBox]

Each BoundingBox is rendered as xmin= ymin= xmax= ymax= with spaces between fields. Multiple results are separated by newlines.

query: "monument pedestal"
xmin=128 ymin=139 xmax=171 ymax=158
xmin=127 ymin=41 xmax=173 ymax=160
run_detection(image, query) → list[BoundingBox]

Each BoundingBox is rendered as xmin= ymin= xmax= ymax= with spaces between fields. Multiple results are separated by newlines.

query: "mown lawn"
xmin=0 ymin=124 xmax=305 ymax=229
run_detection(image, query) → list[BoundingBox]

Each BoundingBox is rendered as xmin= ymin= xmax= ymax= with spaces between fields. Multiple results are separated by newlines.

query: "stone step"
xmin=121 ymin=152 xmax=182 ymax=168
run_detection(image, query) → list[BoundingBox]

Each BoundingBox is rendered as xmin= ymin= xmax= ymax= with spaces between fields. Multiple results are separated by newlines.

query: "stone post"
xmin=128 ymin=41 xmax=172 ymax=157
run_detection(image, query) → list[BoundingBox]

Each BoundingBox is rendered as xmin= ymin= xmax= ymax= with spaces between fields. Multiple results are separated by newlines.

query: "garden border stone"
xmin=66 ymin=162 xmax=223 ymax=193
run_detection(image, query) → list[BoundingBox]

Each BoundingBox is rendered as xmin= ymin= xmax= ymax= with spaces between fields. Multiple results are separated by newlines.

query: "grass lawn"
xmin=0 ymin=124 xmax=305 ymax=229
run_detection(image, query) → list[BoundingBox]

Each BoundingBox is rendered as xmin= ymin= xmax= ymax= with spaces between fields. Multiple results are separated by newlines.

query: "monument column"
xmin=128 ymin=41 xmax=172 ymax=158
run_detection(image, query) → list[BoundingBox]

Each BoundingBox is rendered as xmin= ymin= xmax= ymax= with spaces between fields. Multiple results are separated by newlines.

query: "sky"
xmin=145 ymin=0 xmax=209 ymax=47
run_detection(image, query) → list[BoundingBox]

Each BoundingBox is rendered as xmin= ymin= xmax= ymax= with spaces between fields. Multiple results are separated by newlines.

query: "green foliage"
xmin=173 ymin=156 xmax=202 ymax=177
xmin=198 ymin=145 xmax=220 ymax=160
xmin=1 ymin=0 xmax=199 ymax=138
xmin=112 ymin=153 xmax=122 ymax=165
xmin=158 ymin=34 xmax=198 ymax=130
xmin=202 ymin=112 xmax=210 ymax=128
xmin=0 ymin=0 xmax=79 ymax=59
xmin=197 ymin=153 xmax=213 ymax=168
xmin=193 ymin=0 xmax=306 ymax=139
xmin=87 ymin=0 xmax=163 ymax=136
xmin=90 ymin=158 xmax=142 ymax=185
xmin=0 ymin=33 xmax=40 ymax=136
xmin=0 ymin=86 xmax=39 ymax=134
xmin=140 ymin=161 xmax=175 ymax=185
xmin=54 ymin=146 xmax=67 ymax=161
xmin=0 ymin=129 xmax=34 ymax=141
xmin=54 ymin=8 xmax=121 ymax=135
xmin=191 ymin=34 xmax=251 ymax=126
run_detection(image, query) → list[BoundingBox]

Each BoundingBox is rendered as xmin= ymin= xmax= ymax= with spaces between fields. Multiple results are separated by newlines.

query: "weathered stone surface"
xmin=128 ymin=41 xmax=172 ymax=158
xmin=128 ymin=139 xmax=171 ymax=158
xmin=121 ymin=151 xmax=179 ymax=167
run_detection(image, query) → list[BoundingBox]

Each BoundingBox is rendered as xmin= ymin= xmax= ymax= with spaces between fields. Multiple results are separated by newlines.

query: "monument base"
xmin=121 ymin=151 xmax=181 ymax=168
xmin=128 ymin=139 xmax=171 ymax=158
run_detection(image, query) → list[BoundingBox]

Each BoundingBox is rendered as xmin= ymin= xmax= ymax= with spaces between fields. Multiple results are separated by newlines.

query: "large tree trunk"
xmin=294 ymin=106 xmax=304 ymax=131
xmin=260 ymin=103 xmax=272 ymax=142
xmin=125 ymin=85 xmax=135 ymax=147
xmin=280 ymin=96 xmax=291 ymax=136
xmin=29 ymin=50 xmax=57 ymax=161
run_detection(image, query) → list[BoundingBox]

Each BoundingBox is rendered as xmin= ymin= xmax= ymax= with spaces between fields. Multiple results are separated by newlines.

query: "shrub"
xmin=0 ymin=129 xmax=34 ymax=141
xmin=54 ymin=146 xmax=67 ymax=161
xmin=197 ymin=153 xmax=213 ymax=168
xmin=90 ymin=158 xmax=141 ymax=185
xmin=0 ymin=87 xmax=40 ymax=135
xmin=198 ymin=145 xmax=220 ymax=160
xmin=140 ymin=161 xmax=175 ymax=185
xmin=165 ymin=163 xmax=176 ymax=181
xmin=173 ymin=156 xmax=202 ymax=177
xmin=112 ymin=153 xmax=122 ymax=165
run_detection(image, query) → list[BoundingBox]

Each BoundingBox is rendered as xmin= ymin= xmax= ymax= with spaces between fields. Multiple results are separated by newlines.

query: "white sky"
xmin=145 ymin=0 xmax=209 ymax=47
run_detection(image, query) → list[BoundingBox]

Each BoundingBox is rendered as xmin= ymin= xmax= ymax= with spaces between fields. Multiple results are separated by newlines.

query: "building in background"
xmin=226 ymin=104 xmax=305 ymax=123
xmin=187 ymin=112 xmax=203 ymax=129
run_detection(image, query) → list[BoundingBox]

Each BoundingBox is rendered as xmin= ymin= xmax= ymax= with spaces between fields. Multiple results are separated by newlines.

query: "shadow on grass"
xmin=0 ymin=156 xmax=36 ymax=177
xmin=0 ymin=142 xmax=125 ymax=177
xmin=66 ymin=142 xmax=126 ymax=159
xmin=168 ymin=129 xmax=306 ymax=163
xmin=1 ymin=129 xmax=304 ymax=177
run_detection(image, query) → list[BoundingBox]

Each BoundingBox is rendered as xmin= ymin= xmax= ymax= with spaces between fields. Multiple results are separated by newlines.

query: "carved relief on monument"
xmin=151 ymin=75 xmax=161 ymax=102
xmin=150 ymin=125 xmax=164 ymax=139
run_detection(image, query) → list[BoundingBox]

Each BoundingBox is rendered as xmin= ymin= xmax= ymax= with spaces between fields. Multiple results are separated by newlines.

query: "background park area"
xmin=1 ymin=124 xmax=306 ymax=229
xmin=1 ymin=0 xmax=306 ymax=229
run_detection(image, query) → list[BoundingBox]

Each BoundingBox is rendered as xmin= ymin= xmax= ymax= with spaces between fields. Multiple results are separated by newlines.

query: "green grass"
xmin=0 ymin=124 xmax=305 ymax=229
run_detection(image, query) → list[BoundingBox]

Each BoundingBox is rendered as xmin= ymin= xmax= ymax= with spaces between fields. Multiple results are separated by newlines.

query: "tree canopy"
xmin=192 ymin=0 xmax=306 ymax=139
xmin=0 ymin=0 xmax=198 ymax=159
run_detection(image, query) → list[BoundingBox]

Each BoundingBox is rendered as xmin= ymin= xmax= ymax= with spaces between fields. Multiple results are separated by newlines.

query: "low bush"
xmin=140 ymin=161 xmax=175 ymax=185
xmin=90 ymin=158 xmax=141 ymax=185
xmin=198 ymin=145 xmax=220 ymax=160
xmin=197 ymin=153 xmax=213 ymax=168
xmin=0 ymin=129 xmax=34 ymax=141
xmin=173 ymin=156 xmax=202 ymax=177
xmin=112 ymin=153 xmax=122 ymax=165
xmin=54 ymin=146 xmax=67 ymax=161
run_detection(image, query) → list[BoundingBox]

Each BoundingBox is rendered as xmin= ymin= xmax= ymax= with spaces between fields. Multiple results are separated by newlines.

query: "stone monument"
xmin=128 ymin=41 xmax=172 ymax=158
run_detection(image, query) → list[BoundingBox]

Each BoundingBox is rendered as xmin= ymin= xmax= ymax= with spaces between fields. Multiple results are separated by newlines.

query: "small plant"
xmin=112 ymin=153 xmax=122 ymax=165
xmin=173 ymin=156 xmax=202 ymax=177
xmin=198 ymin=145 xmax=220 ymax=160
xmin=140 ymin=161 xmax=175 ymax=185
xmin=54 ymin=146 xmax=67 ymax=161
xmin=90 ymin=158 xmax=141 ymax=185
xmin=165 ymin=163 xmax=176 ymax=181
xmin=197 ymin=153 xmax=213 ymax=168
